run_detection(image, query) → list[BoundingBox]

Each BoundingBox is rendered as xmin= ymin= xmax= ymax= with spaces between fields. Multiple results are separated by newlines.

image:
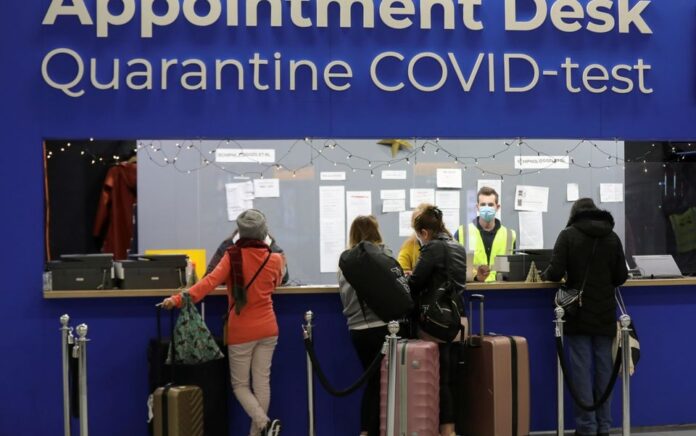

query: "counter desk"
xmin=42 ymin=278 xmax=696 ymax=299
xmin=42 ymin=278 xmax=696 ymax=434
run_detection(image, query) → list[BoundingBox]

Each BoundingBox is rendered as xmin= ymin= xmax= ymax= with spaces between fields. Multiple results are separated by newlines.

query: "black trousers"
xmin=439 ymin=342 xmax=459 ymax=425
xmin=350 ymin=325 xmax=389 ymax=436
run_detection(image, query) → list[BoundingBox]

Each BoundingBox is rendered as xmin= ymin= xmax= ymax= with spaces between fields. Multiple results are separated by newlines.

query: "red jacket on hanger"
xmin=93 ymin=162 xmax=137 ymax=260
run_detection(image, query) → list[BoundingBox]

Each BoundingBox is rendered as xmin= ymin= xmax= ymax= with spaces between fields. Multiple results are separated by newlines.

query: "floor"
xmin=531 ymin=427 xmax=696 ymax=436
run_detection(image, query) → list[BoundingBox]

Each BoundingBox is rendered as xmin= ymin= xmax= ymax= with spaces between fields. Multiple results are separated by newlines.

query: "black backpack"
xmin=339 ymin=241 xmax=414 ymax=323
xmin=418 ymin=241 xmax=463 ymax=342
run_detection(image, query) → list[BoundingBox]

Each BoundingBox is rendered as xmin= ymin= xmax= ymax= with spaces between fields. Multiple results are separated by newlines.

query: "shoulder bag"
xmin=554 ymin=239 xmax=598 ymax=317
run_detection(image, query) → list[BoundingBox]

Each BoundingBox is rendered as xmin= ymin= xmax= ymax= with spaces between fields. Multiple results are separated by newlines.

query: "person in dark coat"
xmin=207 ymin=230 xmax=289 ymax=285
xmin=407 ymin=205 xmax=467 ymax=436
xmin=543 ymin=198 xmax=628 ymax=436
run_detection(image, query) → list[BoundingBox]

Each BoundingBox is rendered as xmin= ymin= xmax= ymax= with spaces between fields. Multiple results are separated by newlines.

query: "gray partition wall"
xmin=138 ymin=139 xmax=625 ymax=285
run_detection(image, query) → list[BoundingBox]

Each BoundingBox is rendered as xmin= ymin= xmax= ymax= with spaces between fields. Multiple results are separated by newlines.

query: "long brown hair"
xmin=413 ymin=205 xmax=451 ymax=237
xmin=349 ymin=215 xmax=383 ymax=248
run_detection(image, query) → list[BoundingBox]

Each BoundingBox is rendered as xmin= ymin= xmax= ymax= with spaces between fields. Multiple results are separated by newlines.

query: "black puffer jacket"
xmin=544 ymin=210 xmax=628 ymax=336
xmin=408 ymin=233 xmax=467 ymax=312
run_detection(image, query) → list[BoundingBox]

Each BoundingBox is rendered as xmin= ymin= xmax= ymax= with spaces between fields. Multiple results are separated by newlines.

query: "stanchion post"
xmin=304 ymin=311 xmax=315 ymax=436
xmin=60 ymin=315 xmax=72 ymax=436
xmin=620 ymin=314 xmax=632 ymax=436
xmin=554 ymin=307 xmax=565 ymax=436
xmin=75 ymin=324 xmax=89 ymax=436
xmin=385 ymin=321 xmax=400 ymax=436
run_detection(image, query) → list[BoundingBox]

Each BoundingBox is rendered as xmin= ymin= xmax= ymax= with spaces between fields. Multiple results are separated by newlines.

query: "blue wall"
xmin=3 ymin=0 xmax=696 ymax=433
xmin=13 ymin=286 xmax=696 ymax=435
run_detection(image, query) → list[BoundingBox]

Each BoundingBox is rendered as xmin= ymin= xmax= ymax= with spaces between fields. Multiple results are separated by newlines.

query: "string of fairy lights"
xmin=45 ymin=138 xmax=694 ymax=179
xmin=45 ymin=138 xmax=138 ymax=166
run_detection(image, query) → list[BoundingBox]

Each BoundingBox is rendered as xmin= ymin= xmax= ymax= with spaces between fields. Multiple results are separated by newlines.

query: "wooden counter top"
xmin=42 ymin=278 xmax=696 ymax=299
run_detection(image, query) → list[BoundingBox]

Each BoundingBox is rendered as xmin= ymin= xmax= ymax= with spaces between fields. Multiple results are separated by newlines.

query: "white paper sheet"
xmin=253 ymin=178 xmax=280 ymax=198
xmin=436 ymin=168 xmax=463 ymax=188
xmin=567 ymin=183 xmax=579 ymax=202
xmin=477 ymin=179 xmax=503 ymax=219
xmin=215 ymin=148 xmax=275 ymax=163
xmin=320 ymin=171 xmax=346 ymax=181
xmin=410 ymin=188 xmax=435 ymax=209
xmin=383 ymin=199 xmax=406 ymax=213
xmin=600 ymin=183 xmax=624 ymax=203
xmin=514 ymin=155 xmax=570 ymax=169
xmin=518 ymin=212 xmax=544 ymax=249
xmin=435 ymin=190 xmax=461 ymax=210
xmin=441 ymin=209 xmax=461 ymax=235
xmin=319 ymin=186 xmax=345 ymax=273
xmin=399 ymin=211 xmax=413 ymax=237
xmin=514 ymin=185 xmax=549 ymax=212
xmin=380 ymin=189 xmax=406 ymax=200
xmin=225 ymin=182 xmax=254 ymax=221
xmin=382 ymin=170 xmax=407 ymax=180
xmin=346 ymin=191 xmax=372 ymax=229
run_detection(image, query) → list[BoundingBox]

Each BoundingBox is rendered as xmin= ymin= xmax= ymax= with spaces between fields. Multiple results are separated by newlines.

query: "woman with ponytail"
xmin=407 ymin=205 xmax=467 ymax=436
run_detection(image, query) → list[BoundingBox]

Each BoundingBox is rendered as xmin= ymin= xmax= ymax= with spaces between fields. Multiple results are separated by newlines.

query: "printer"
xmin=115 ymin=254 xmax=187 ymax=289
xmin=493 ymin=249 xmax=553 ymax=281
xmin=45 ymin=254 xmax=114 ymax=290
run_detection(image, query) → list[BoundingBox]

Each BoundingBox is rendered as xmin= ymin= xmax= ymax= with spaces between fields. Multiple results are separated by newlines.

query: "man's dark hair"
xmin=477 ymin=186 xmax=499 ymax=204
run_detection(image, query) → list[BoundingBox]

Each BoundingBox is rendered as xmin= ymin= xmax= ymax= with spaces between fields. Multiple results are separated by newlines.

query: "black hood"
xmin=568 ymin=209 xmax=615 ymax=237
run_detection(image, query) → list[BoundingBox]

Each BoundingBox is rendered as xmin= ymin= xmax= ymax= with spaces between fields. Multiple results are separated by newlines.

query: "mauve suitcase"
xmin=379 ymin=339 xmax=440 ymax=436
xmin=458 ymin=294 xmax=530 ymax=436
xmin=153 ymin=385 xmax=204 ymax=436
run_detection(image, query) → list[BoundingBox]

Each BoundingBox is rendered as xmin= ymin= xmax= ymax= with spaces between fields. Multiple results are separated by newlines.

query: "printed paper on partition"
xmin=436 ymin=168 xmax=463 ymax=188
xmin=253 ymin=178 xmax=280 ymax=198
xmin=600 ymin=183 xmax=623 ymax=203
xmin=514 ymin=185 xmax=549 ymax=213
xmin=519 ymin=212 xmax=544 ymax=249
xmin=383 ymin=199 xmax=406 ymax=213
xmin=567 ymin=183 xmax=579 ymax=202
xmin=225 ymin=182 xmax=254 ymax=221
xmin=319 ymin=186 xmax=345 ymax=273
xmin=399 ymin=211 xmax=413 ymax=237
xmin=410 ymin=188 xmax=435 ymax=209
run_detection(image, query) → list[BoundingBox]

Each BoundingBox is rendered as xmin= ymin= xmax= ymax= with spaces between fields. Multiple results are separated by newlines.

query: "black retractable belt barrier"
xmin=555 ymin=337 xmax=622 ymax=412
xmin=303 ymin=336 xmax=384 ymax=397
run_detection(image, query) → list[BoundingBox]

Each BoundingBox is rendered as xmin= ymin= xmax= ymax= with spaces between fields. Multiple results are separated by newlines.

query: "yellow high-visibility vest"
xmin=458 ymin=223 xmax=516 ymax=282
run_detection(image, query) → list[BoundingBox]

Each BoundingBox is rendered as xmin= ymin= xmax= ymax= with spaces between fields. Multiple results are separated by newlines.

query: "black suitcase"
xmin=148 ymin=307 xmax=229 ymax=436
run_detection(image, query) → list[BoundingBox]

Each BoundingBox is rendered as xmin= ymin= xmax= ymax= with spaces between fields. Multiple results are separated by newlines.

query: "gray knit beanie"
xmin=236 ymin=209 xmax=268 ymax=241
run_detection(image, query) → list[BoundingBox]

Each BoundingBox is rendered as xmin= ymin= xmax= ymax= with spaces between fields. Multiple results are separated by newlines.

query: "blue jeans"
xmin=566 ymin=335 xmax=614 ymax=435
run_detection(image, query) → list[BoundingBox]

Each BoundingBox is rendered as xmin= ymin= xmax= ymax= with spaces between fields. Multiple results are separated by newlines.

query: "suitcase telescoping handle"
xmin=467 ymin=294 xmax=485 ymax=346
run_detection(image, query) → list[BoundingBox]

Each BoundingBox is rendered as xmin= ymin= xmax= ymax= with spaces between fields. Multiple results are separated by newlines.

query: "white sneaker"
xmin=262 ymin=419 xmax=281 ymax=436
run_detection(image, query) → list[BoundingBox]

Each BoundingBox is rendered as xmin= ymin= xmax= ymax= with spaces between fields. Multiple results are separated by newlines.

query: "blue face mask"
xmin=479 ymin=206 xmax=496 ymax=222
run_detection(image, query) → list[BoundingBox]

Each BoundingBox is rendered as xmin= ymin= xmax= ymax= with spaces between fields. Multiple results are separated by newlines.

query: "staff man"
xmin=454 ymin=187 xmax=516 ymax=282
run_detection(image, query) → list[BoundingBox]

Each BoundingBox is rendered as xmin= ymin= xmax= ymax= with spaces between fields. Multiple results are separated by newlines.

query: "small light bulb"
xmin=89 ymin=137 xmax=94 ymax=142
xmin=80 ymin=151 xmax=85 ymax=155
xmin=60 ymin=148 xmax=65 ymax=152
xmin=370 ymin=171 xmax=374 ymax=178
xmin=292 ymin=171 xmax=297 ymax=178
xmin=368 ymin=162 xmax=372 ymax=168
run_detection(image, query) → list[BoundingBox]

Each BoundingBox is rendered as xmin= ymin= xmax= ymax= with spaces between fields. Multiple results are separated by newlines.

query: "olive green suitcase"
xmin=153 ymin=385 xmax=204 ymax=436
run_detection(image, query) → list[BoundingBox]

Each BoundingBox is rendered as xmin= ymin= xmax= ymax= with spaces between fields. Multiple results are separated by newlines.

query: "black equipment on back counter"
xmin=45 ymin=254 xmax=115 ymax=291
xmin=116 ymin=254 xmax=187 ymax=289
xmin=494 ymin=249 xmax=553 ymax=281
